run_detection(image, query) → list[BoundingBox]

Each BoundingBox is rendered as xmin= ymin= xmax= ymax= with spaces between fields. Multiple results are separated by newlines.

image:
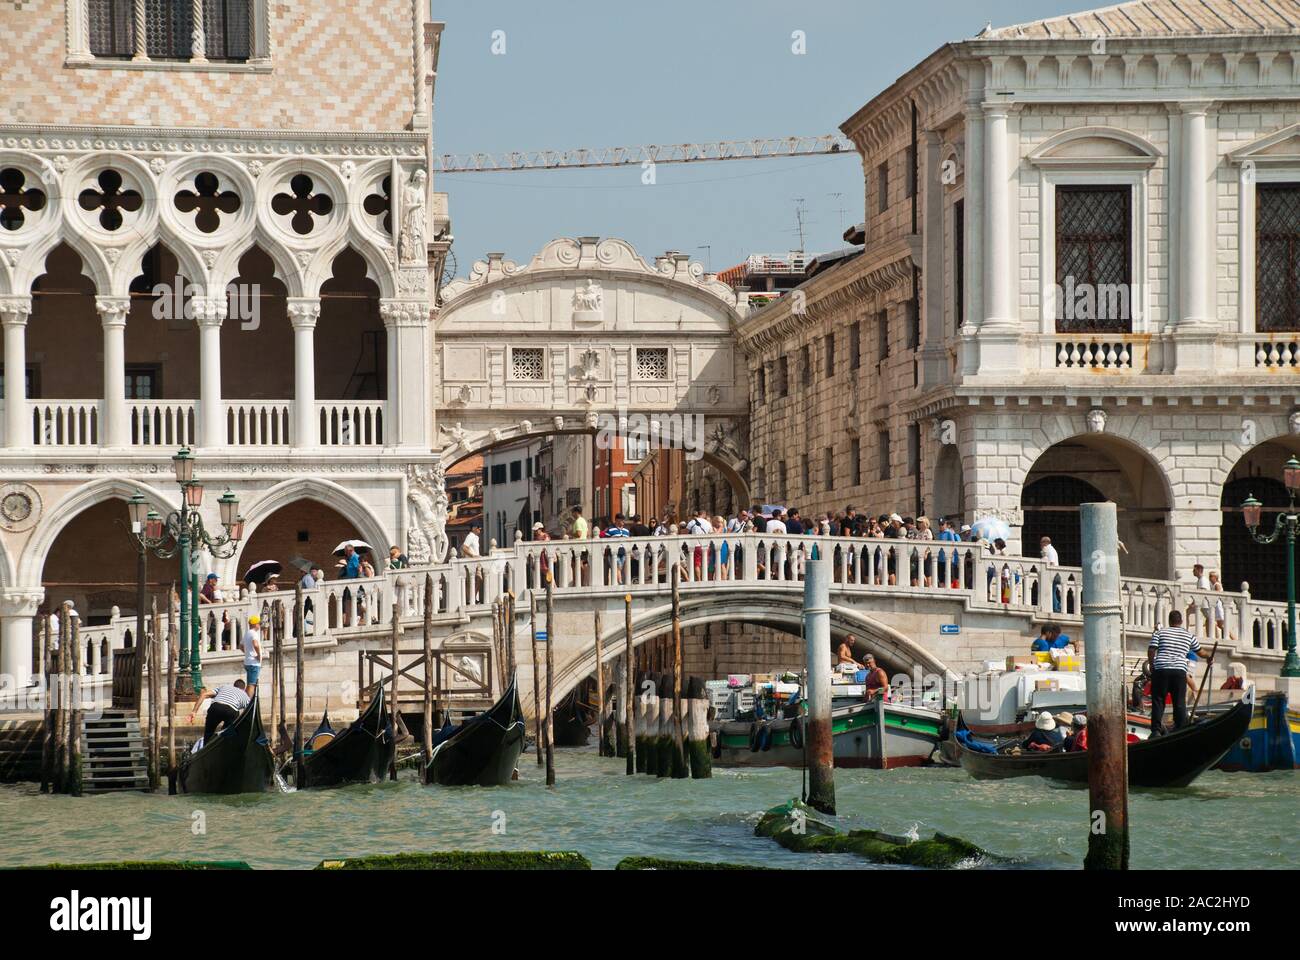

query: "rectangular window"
xmin=756 ymin=364 xmax=766 ymax=404
xmin=953 ymin=199 xmax=965 ymax=332
xmin=907 ymin=423 xmax=920 ymax=476
xmin=905 ymin=144 xmax=917 ymax=199
xmin=906 ymin=295 xmax=919 ymax=350
xmin=754 ymin=465 xmax=765 ymax=501
xmin=777 ymin=356 xmax=789 ymax=398
xmin=800 ymin=343 xmax=812 ymax=387
xmin=1257 ymin=183 xmax=1300 ymax=333
xmin=490 ymin=464 xmax=507 ymax=485
xmin=878 ymin=431 xmax=891 ymax=481
xmin=145 ymin=0 xmax=193 ymax=60
xmin=877 ymin=161 xmax=889 ymax=215
xmin=88 ymin=0 xmax=134 ymax=57
xmin=1055 ymin=185 xmax=1132 ymax=333
xmin=801 ymin=454 xmax=810 ymax=493
xmin=877 ymin=309 xmax=890 ymax=362
xmin=777 ymin=460 xmax=787 ymax=502
xmin=124 ymin=365 xmax=160 ymax=399
xmin=850 ymin=437 xmax=862 ymax=487
xmin=510 ymin=460 xmax=522 ymax=483
xmin=635 ymin=347 xmax=670 ymax=380
xmin=625 ymin=434 xmax=647 ymax=462
xmin=849 ymin=322 xmax=861 ymax=370
xmin=823 ymin=333 xmax=835 ymax=377
xmin=511 ymin=347 xmax=546 ymax=380
xmin=0 ymin=366 xmax=39 ymax=399
xmin=203 ymin=0 xmax=251 ymax=62
xmin=823 ymin=447 xmax=834 ymax=490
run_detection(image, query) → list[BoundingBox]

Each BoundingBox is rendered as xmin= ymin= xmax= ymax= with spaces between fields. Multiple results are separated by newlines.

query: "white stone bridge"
xmin=38 ymin=534 xmax=1295 ymax=721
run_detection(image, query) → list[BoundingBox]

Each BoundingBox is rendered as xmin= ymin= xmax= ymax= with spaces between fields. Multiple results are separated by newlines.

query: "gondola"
xmin=296 ymin=687 xmax=396 ymax=788
xmin=178 ymin=690 xmax=276 ymax=795
xmin=552 ymin=684 xmax=597 ymax=747
xmin=424 ymin=676 xmax=525 ymax=786
xmin=956 ymin=686 xmax=1254 ymax=788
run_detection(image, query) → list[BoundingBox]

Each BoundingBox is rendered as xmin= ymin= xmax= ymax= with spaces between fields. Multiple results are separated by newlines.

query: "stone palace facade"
xmin=736 ymin=0 xmax=1300 ymax=603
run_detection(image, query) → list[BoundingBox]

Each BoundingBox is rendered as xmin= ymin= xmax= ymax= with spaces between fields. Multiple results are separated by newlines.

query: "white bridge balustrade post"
xmin=288 ymin=298 xmax=320 ymax=448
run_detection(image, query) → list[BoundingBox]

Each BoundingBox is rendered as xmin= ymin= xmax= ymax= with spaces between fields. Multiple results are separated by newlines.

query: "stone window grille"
xmin=850 ymin=437 xmax=862 ymax=487
xmin=1257 ymin=183 xmax=1300 ymax=333
xmin=877 ymin=309 xmax=890 ymax=362
xmin=777 ymin=356 xmax=789 ymax=398
xmin=823 ymin=333 xmax=835 ymax=377
xmin=878 ymin=430 xmax=890 ymax=482
xmin=777 ymin=461 xmax=787 ymax=502
xmin=823 ymin=447 xmax=834 ymax=490
xmin=1054 ymin=185 xmax=1132 ymax=333
xmin=755 ymin=364 xmax=766 ymax=404
xmin=801 ymin=454 xmax=810 ymax=493
xmin=511 ymin=347 xmax=545 ymax=381
xmin=635 ymin=347 xmax=669 ymax=380
xmin=849 ymin=321 xmax=861 ymax=370
xmin=877 ymin=161 xmax=889 ymax=215
xmin=800 ymin=343 xmax=812 ymax=387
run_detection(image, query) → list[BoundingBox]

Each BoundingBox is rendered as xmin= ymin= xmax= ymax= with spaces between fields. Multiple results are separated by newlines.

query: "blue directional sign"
xmin=939 ymin=624 xmax=960 ymax=635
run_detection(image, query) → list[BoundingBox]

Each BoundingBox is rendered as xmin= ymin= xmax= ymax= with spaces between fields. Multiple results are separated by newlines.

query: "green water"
xmin=1 ymin=749 xmax=1294 ymax=869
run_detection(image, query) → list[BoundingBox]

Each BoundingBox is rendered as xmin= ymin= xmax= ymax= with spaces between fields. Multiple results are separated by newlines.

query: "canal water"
xmin=0 ymin=750 xmax=1293 ymax=869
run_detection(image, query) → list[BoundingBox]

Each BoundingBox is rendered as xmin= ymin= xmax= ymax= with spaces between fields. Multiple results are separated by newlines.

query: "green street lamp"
xmin=133 ymin=448 xmax=244 ymax=696
xmin=1240 ymin=454 xmax=1300 ymax=678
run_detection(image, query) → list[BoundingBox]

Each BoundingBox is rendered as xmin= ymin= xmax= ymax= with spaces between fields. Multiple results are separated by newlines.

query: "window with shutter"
xmin=1257 ymin=183 xmax=1300 ymax=333
xmin=145 ymin=0 xmax=193 ymax=59
xmin=205 ymin=0 xmax=251 ymax=61
xmin=88 ymin=0 xmax=134 ymax=58
xmin=1055 ymin=185 xmax=1132 ymax=333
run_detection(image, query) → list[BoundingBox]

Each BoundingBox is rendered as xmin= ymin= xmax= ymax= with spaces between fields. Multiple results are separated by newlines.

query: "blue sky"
xmin=433 ymin=1 xmax=1091 ymax=277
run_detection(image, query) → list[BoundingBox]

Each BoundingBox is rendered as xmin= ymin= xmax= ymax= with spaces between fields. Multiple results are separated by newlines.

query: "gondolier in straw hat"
xmin=188 ymin=679 xmax=251 ymax=742
xmin=1148 ymin=610 xmax=1212 ymax=735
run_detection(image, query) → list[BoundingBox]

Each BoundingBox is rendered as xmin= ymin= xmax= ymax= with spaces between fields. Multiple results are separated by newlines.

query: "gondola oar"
xmin=1189 ymin=641 xmax=1219 ymax=719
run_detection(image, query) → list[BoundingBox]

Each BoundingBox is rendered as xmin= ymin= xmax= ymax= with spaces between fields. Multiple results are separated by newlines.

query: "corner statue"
xmin=406 ymin=463 xmax=449 ymax=564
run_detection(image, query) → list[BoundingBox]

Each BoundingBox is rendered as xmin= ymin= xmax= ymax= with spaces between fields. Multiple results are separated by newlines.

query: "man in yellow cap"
xmin=241 ymin=614 xmax=263 ymax=694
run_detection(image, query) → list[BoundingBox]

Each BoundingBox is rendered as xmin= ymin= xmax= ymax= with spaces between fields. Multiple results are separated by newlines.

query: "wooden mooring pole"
xmin=40 ymin=612 xmax=52 ymax=793
xmin=268 ymin=601 xmax=280 ymax=755
xmin=150 ymin=597 xmax=161 ymax=791
xmin=54 ymin=603 xmax=69 ymax=794
xmin=294 ymin=584 xmax=305 ymax=789
xmin=803 ymin=558 xmax=835 ymax=815
xmin=277 ymin=601 xmax=288 ymax=749
xmin=623 ymin=594 xmax=635 ymax=775
xmin=544 ymin=579 xmax=556 ymax=787
xmin=685 ymin=676 xmax=711 ymax=779
xmin=530 ymin=591 xmax=542 ymax=766
xmin=423 ymin=573 xmax=434 ymax=776
xmin=167 ymin=590 xmax=177 ymax=794
xmin=68 ymin=611 xmax=82 ymax=796
xmin=670 ymin=566 xmax=687 ymax=778
xmin=389 ymin=600 xmax=400 ymax=781
xmin=594 ymin=608 xmax=608 ymax=756
xmin=1081 ymin=501 xmax=1129 ymax=871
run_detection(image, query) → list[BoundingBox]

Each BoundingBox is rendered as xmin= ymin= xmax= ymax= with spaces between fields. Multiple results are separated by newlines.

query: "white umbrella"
xmin=971 ymin=516 xmax=1011 ymax=542
xmin=333 ymin=539 xmax=373 ymax=557
xmin=243 ymin=560 xmax=282 ymax=585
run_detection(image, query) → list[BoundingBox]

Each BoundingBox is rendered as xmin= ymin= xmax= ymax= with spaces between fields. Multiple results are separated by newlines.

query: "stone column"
xmin=976 ymin=102 xmax=1022 ymax=374
xmin=380 ymin=299 xmax=431 ymax=449
xmin=0 ymin=589 xmax=43 ymax=692
xmin=288 ymin=298 xmax=320 ymax=448
xmin=190 ymin=0 xmax=207 ymax=63
xmin=194 ymin=297 xmax=226 ymax=448
xmin=1173 ymin=102 xmax=1218 ymax=372
xmin=1 ymin=296 xmax=32 ymax=448
xmin=96 ymin=297 xmax=130 ymax=448
xmin=920 ymin=131 xmax=948 ymax=388
xmin=131 ymin=0 xmax=148 ymax=62
xmin=959 ymin=94 xmax=984 ymax=377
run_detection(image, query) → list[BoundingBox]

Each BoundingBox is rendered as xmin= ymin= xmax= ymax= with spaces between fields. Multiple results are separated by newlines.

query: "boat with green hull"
xmin=713 ymin=697 xmax=943 ymax=769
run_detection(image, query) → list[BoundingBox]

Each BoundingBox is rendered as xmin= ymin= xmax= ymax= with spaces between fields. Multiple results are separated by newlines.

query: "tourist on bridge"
xmin=388 ymin=545 xmax=409 ymax=570
xmin=188 ymin=679 xmax=251 ymax=742
xmin=462 ymin=525 xmax=482 ymax=558
xmin=241 ymin=614 xmax=263 ymax=693
xmin=606 ymin=513 xmax=631 ymax=584
xmin=199 ymin=572 xmax=220 ymax=604
xmin=1147 ymin=610 xmax=1212 ymax=734
xmin=337 ymin=543 xmax=362 ymax=578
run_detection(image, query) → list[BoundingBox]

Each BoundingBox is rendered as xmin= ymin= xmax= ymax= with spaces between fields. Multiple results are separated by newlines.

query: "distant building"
xmin=444 ymin=455 xmax=483 ymax=556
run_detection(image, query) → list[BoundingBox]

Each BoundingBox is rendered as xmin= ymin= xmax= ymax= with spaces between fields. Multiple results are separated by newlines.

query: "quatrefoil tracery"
xmin=78 ymin=169 xmax=143 ymax=232
xmin=0 ymin=168 xmax=47 ymax=231
xmin=174 ymin=172 xmax=241 ymax=234
xmin=271 ymin=173 xmax=333 ymax=236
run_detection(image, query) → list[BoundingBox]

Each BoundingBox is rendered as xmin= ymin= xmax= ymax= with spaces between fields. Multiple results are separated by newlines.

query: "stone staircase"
xmin=0 ymin=719 xmax=43 ymax=783
xmin=81 ymin=711 xmax=149 ymax=793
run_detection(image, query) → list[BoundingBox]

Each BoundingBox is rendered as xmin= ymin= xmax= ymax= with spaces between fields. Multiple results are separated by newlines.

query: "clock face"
xmin=1 ymin=491 xmax=31 ymax=523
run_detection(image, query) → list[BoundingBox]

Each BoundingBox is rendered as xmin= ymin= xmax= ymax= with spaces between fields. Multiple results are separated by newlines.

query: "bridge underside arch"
xmin=538 ymin=593 xmax=954 ymax=711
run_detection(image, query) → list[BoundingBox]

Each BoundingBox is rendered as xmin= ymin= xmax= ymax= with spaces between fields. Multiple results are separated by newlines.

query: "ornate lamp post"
xmin=132 ymin=448 xmax=244 ymax=695
xmin=1240 ymin=454 xmax=1300 ymax=678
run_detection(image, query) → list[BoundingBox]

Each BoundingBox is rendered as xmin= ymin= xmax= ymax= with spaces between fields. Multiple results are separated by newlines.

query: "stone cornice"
xmin=737 ymin=239 xmax=915 ymax=354
xmin=0 ymin=124 xmax=426 ymax=157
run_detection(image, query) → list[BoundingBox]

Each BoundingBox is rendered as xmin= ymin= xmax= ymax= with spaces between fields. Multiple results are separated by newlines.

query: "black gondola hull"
xmin=300 ymin=687 xmax=396 ymax=788
xmin=179 ymin=691 xmax=276 ymax=795
xmin=958 ymin=690 xmax=1254 ymax=788
xmin=424 ymin=679 xmax=525 ymax=787
xmin=552 ymin=687 xmax=594 ymax=747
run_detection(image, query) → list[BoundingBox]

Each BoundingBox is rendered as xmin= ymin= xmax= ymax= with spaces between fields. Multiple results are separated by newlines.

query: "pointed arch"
xmin=210 ymin=232 xmax=303 ymax=299
xmin=305 ymin=236 xmax=395 ymax=299
xmin=15 ymin=229 xmax=111 ymax=297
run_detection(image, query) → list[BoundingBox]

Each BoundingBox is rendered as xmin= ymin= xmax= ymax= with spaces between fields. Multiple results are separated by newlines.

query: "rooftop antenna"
xmin=828 ymin=191 xmax=846 ymax=237
xmin=792 ymin=197 xmax=807 ymax=253
xmin=697 ymin=244 xmax=712 ymax=273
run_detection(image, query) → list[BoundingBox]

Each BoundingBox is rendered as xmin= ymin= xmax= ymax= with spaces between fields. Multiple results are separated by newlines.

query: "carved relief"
xmin=406 ymin=463 xmax=449 ymax=564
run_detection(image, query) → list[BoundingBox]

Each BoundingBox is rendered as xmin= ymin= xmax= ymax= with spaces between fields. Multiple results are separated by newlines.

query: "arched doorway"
xmin=932 ymin=443 xmax=965 ymax=522
xmin=235 ymin=499 xmax=371 ymax=590
xmin=1020 ymin=436 xmax=1171 ymax=577
xmin=41 ymin=498 xmax=162 ymax=624
xmin=1221 ymin=438 xmax=1300 ymax=601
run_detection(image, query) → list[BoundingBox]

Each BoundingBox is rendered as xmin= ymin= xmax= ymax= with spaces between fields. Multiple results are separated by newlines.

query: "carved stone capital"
xmin=95 ymin=296 xmax=130 ymax=328
xmin=0 ymin=588 xmax=45 ymax=617
xmin=0 ymin=295 xmax=33 ymax=324
xmin=380 ymin=299 xmax=429 ymax=328
xmin=191 ymin=297 xmax=229 ymax=327
xmin=286 ymin=298 xmax=322 ymax=329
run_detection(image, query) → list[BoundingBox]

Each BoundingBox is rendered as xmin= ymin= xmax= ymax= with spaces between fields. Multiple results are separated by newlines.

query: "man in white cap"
xmin=240 ymin=614 xmax=263 ymax=694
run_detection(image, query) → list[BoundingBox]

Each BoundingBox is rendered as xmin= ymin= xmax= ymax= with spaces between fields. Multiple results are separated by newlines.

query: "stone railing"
xmin=1049 ymin=336 xmax=1140 ymax=371
xmin=63 ymin=534 xmax=1292 ymax=708
xmin=129 ymin=400 xmax=196 ymax=447
xmin=1252 ymin=336 xmax=1300 ymax=371
xmin=30 ymin=400 xmax=100 ymax=446
xmin=316 ymin=401 xmax=385 ymax=447
xmin=224 ymin=400 xmax=292 ymax=446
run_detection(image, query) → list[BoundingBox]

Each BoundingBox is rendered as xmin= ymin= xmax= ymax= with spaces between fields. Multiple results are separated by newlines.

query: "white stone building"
xmin=0 ymin=1 xmax=450 ymax=686
xmin=738 ymin=0 xmax=1300 ymax=607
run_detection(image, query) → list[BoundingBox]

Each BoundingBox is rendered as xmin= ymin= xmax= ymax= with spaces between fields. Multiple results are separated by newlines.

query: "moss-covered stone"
xmin=615 ymin=856 xmax=772 ymax=871
xmin=755 ymin=799 xmax=1004 ymax=868
xmin=314 ymin=851 xmax=591 ymax=870
xmin=18 ymin=860 xmax=250 ymax=870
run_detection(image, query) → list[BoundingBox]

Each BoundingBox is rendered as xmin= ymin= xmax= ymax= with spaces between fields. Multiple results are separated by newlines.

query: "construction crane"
xmin=432 ymin=134 xmax=855 ymax=173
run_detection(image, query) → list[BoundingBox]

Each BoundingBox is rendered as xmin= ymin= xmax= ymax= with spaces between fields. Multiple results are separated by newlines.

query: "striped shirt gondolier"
xmin=212 ymin=685 xmax=251 ymax=711
xmin=1149 ymin=626 xmax=1200 ymax=672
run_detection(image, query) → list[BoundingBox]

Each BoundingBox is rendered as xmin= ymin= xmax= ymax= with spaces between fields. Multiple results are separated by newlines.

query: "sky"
xmin=433 ymin=1 xmax=1094 ymax=277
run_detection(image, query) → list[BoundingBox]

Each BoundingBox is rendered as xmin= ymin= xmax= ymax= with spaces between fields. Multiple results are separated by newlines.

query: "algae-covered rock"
xmin=755 ymin=799 xmax=1002 ymax=868
xmin=616 ymin=856 xmax=772 ymax=871
xmin=314 ymin=850 xmax=590 ymax=870
xmin=19 ymin=860 xmax=250 ymax=870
